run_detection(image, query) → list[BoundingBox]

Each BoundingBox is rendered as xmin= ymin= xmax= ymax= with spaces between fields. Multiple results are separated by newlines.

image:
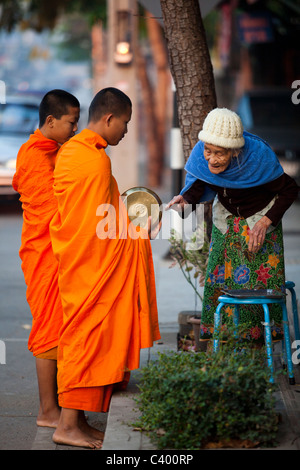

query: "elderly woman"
xmin=167 ymin=108 xmax=299 ymax=345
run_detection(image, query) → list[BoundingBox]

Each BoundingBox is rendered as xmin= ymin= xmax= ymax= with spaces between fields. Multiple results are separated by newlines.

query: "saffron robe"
xmin=50 ymin=129 xmax=160 ymax=406
xmin=12 ymin=129 xmax=63 ymax=356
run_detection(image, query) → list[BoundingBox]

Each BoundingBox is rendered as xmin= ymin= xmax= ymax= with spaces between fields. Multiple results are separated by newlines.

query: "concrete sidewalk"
xmin=101 ymin=201 xmax=300 ymax=451
xmin=102 ymin=327 xmax=178 ymax=451
xmin=0 ymin=200 xmax=299 ymax=451
xmin=101 ymin=258 xmax=300 ymax=451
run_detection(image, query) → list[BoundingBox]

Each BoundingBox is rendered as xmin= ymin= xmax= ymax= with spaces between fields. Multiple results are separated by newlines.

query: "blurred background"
xmin=1 ymin=3 xmax=300 ymax=451
xmin=0 ymin=0 xmax=300 ymax=199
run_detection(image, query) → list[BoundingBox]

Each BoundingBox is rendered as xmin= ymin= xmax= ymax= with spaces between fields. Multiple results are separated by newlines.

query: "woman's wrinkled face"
xmin=204 ymin=143 xmax=232 ymax=174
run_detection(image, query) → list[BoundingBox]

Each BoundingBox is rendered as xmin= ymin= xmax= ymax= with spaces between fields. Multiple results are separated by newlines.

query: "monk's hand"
xmin=165 ymin=195 xmax=188 ymax=211
xmin=147 ymin=216 xmax=162 ymax=240
xmin=248 ymin=216 xmax=272 ymax=253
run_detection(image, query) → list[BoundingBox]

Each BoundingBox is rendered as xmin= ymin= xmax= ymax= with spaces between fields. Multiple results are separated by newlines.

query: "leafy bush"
xmin=134 ymin=328 xmax=279 ymax=449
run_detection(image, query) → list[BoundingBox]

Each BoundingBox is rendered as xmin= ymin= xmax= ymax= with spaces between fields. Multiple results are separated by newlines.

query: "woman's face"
xmin=204 ymin=143 xmax=232 ymax=174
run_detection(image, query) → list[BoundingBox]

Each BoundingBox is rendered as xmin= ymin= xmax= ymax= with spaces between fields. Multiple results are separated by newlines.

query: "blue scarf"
xmin=180 ymin=131 xmax=284 ymax=202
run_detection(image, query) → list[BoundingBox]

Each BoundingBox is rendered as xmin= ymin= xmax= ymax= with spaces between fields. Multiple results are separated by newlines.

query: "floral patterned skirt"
xmin=200 ymin=215 xmax=285 ymax=344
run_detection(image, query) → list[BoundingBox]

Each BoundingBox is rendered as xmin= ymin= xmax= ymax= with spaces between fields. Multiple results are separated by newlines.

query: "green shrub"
xmin=134 ymin=327 xmax=279 ymax=449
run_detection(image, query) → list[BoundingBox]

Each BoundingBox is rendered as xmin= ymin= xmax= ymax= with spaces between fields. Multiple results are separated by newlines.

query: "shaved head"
xmin=39 ymin=89 xmax=80 ymax=127
xmin=88 ymin=87 xmax=132 ymax=123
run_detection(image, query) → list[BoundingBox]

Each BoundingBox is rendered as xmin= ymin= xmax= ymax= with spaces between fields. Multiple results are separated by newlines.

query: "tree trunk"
xmin=160 ymin=0 xmax=217 ymax=161
xmin=145 ymin=11 xmax=171 ymax=186
xmin=160 ymin=0 xmax=217 ymax=239
xmin=136 ymin=45 xmax=161 ymax=187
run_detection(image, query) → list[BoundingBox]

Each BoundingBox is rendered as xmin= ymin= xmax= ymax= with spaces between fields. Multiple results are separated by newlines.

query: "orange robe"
xmin=12 ymin=129 xmax=63 ymax=356
xmin=50 ymin=129 xmax=160 ymax=412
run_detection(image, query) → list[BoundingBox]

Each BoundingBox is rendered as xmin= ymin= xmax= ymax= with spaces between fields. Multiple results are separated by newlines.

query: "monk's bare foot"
xmin=79 ymin=419 xmax=104 ymax=440
xmin=79 ymin=413 xmax=104 ymax=441
xmin=52 ymin=427 xmax=103 ymax=449
xmin=37 ymin=406 xmax=61 ymax=428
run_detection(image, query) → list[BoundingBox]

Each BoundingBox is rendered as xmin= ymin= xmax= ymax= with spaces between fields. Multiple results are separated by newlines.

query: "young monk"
xmin=12 ymin=90 xmax=80 ymax=429
xmin=49 ymin=87 xmax=161 ymax=449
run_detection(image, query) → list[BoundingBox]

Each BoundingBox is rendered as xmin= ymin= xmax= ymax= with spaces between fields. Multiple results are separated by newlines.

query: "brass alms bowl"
xmin=121 ymin=186 xmax=163 ymax=229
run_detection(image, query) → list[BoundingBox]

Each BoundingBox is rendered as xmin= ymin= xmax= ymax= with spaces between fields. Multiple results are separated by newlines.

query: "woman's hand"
xmin=165 ymin=195 xmax=188 ymax=211
xmin=248 ymin=215 xmax=272 ymax=253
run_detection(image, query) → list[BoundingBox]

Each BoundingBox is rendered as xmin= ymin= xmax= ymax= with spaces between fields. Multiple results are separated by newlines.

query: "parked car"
xmin=236 ymin=88 xmax=300 ymax=186
xmin=0 ymin=95 xmax=40 ymax=198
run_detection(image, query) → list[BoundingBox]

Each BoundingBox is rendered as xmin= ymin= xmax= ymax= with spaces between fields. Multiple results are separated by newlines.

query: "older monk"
xmin=50 ymin=87 xmax=160 ymax=449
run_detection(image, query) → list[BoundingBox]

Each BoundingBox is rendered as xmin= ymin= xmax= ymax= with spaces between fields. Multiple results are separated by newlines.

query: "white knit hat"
xmin=198 ymin=108 xmax=245 ymax=149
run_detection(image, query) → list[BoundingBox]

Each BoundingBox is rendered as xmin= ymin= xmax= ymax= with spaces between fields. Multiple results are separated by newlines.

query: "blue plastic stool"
xmin=213 ymin=294 xmax=295 ymax=385
xmin=285 ymin=281 xmax=300 ymax=343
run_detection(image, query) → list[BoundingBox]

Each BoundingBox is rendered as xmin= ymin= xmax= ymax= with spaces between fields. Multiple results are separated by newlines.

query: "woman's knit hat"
xmin=198 ymin=108 xmax=245 ymax=149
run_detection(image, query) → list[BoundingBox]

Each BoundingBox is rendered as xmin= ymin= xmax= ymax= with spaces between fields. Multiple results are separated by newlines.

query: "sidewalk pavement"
xmin=101 ymin=201 xmax=300 ymax=451
xmin=1 ymin=200 xmax=299 ymax=451
xmin=101 ymin=259 xmax=300 ymax=451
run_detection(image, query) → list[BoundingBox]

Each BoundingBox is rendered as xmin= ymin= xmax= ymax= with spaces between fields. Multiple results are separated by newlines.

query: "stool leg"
xmin=281 ymin=338 xmax=287 ymax=369
xmin=282 ymin=303 xmax=295 ymax=385
xmin=213 ymin=303 xmax=223 ymax=352
xmin=288 ymin=286 xmax=300 ymax=343
xmin=262 ymin=304 xmax=275 ymax=383
xmin=233 ymin=305 xmax=239 ymax=338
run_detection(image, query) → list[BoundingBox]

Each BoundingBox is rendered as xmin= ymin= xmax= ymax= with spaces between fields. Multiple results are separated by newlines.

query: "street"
xmin=0 ymin=198 xmax=300 ymax=449
xmin=0 ymin=202 xmax=36 ymax=449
